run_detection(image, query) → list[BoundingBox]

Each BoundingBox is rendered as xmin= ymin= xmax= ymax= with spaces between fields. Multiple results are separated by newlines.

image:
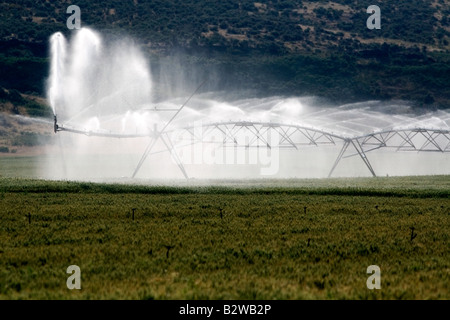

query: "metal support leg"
xmin=132 ymin=137 xmax=157 ymax=178
xmin=328 ymin=140 xmax=350 ymax=178
xmin=160 ymin=134 xmax=189 ymax=179
xmin=351 ymin=140 xmax=376 ymax=177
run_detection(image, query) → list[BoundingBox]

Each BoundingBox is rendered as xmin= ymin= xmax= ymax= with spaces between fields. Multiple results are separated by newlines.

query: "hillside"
xmin=0 ymin=0 xmax=449 ymax=109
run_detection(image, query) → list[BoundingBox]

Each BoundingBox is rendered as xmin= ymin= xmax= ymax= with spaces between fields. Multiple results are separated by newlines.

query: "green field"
xmin=0 ymin=174 xmax=448 ymax=300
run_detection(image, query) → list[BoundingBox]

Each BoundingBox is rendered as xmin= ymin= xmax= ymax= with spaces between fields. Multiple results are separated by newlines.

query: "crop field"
xmin=0 ymin=173 xmax=448 ymax=300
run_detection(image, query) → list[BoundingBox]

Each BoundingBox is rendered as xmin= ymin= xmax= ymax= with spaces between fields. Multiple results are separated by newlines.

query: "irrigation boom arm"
xmin=160 ymin=80 xmax=207 ymax=134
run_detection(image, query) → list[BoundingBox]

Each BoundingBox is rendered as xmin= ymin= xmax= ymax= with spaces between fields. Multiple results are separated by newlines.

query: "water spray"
xmin=44 ymin=29 xmax=450 ymax=180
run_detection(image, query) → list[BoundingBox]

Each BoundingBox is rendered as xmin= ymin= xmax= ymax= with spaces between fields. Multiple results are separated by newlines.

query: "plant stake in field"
xmin=164 ymin=245 xmax=175 ymax=259
xmin=410 ymin=227 xmax=417 ymax=242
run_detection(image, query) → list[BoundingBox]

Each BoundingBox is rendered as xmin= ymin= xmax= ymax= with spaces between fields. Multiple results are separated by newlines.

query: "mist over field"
xmin=36 ymin=28 xmax=450 ymax=181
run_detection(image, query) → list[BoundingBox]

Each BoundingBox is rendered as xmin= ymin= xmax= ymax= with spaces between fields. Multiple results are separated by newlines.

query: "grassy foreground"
xmin=0 ymin=176 xmax=448 ymax=300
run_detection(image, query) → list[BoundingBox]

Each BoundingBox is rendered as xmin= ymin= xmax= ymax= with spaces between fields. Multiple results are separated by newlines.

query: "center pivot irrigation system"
xmin=52 ymin=83 xmax=450 ymax=179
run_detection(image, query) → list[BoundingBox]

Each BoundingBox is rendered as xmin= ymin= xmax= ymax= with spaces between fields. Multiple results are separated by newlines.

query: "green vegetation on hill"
xmin=0 ymin=87 xmax=52 ymax=117
xmin=0 ymin=0 xmax=449 ymax=108
xmin=2 ymin=0 xmax=448 ymax=50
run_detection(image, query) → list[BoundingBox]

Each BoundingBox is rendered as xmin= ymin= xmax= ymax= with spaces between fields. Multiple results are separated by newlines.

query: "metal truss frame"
xmin=56 ymin=117 xmax=450 ymax=178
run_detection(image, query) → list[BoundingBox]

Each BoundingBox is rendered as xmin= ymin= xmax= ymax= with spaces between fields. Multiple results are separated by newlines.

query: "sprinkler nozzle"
xmin=54 ymin=115 xmax=59 ymax=133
